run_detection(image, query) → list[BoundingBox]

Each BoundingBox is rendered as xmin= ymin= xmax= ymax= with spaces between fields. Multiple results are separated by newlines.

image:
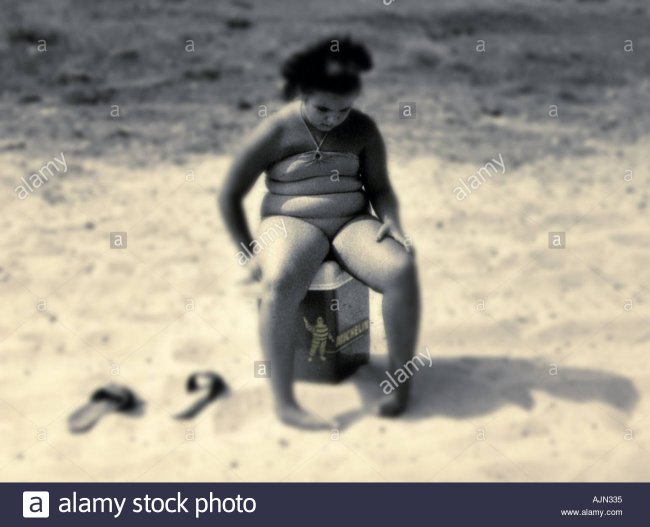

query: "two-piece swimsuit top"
xmin=261 ymin=106 xmax=370 ymax=220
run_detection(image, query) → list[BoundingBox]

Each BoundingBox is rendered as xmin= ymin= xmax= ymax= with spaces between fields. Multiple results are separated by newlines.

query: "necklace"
xmin=300 ymin=103 xmax=328 ymax=160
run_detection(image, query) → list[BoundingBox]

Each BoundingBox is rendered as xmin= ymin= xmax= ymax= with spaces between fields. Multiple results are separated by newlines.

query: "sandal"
xmin=174 ymin=372 xmax=227 ymax=420
xmin=68 ymin=384 xmax=141 ymax=434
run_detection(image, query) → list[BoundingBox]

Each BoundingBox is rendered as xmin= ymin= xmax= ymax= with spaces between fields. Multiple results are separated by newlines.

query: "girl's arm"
xmin=218 ymin=118 xmax=279 ymax=254
xmin=359 ymin=116 xmax=402 ymax=226
xmin=359 ymin=117 xmax=411 ymax=252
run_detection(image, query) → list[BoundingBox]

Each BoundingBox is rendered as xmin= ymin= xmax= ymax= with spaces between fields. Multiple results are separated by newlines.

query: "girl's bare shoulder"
xmin=247 ymin=100 xmax=300 ymax=144
xmin=241 ymin=101 xmax=298 ymax=152
xmin=347 ymin=108 xmax=382 ymax=144
xmin=267 ymin=100 xmax=301 ymax=130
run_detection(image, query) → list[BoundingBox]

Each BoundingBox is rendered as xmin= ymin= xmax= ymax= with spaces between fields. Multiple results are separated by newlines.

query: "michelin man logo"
xmin=303 ymin=316 xmax=335 ymax=362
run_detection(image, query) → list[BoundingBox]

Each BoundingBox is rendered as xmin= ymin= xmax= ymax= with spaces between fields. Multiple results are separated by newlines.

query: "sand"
xmin=1 ymin=0 xmax=649 ymax=481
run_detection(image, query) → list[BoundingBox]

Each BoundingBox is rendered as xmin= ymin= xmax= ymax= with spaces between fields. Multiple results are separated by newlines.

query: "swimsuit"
xmin=261 ymin=107 xmax=372 ymax=240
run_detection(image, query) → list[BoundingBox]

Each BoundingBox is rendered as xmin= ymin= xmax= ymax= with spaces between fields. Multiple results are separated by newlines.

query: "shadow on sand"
xmin=335 ymin=356 xmax=639 ymax=429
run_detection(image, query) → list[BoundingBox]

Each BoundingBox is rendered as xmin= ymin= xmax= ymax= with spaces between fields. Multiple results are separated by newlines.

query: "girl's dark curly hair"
xmin=280 ymin=35 xmax=373 ymax=101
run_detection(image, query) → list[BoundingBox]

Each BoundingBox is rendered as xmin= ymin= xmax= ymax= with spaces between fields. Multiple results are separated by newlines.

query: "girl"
xmin=219 ymin=36 xmax=421 ymax=430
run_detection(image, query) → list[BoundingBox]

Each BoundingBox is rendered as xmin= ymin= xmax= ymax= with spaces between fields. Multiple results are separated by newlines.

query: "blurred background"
xmin=2 ymin=0 xmax=648 ymax=165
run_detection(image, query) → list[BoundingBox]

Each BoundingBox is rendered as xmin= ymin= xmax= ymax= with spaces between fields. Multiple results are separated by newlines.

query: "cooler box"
xmin=294 ymin=260 xmax=370 ymax=383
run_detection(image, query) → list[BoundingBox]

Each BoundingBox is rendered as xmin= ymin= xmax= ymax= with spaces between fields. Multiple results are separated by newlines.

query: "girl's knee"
xmin=261 ymin=271 xmax=306 ymax=302
xmin=385 ymin=254 xmax=418 ymax=290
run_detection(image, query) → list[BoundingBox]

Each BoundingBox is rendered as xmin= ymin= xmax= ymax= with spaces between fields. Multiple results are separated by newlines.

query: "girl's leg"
xmin=331 ymin=216 xmax=421 ymax=416
xmin=254 ymin=215 xmax=333 ymax=429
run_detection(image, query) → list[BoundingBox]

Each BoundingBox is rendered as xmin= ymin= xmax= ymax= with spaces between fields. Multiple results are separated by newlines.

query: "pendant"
xmin=314 ymin=152 xmax=322 ymax=161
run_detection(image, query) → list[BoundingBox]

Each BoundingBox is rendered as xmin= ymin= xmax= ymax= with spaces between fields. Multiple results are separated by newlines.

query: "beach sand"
xmin=1 ymin=0 xmax=649 ymax=481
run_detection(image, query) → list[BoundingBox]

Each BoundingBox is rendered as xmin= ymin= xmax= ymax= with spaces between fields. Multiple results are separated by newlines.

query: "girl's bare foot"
xmin=278 ymin=403 xmax=337 ymax=430
xmin=377 ymin=389 xmax=409 ymax=417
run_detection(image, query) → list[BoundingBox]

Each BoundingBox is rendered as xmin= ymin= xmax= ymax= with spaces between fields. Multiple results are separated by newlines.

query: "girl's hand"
xmin=376 ymin=220 xmax=413 ymax=254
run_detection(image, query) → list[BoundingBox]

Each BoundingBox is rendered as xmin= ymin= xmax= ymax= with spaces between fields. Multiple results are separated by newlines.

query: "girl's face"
xmin=301 ymin=91 xmax=359 ymax=132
